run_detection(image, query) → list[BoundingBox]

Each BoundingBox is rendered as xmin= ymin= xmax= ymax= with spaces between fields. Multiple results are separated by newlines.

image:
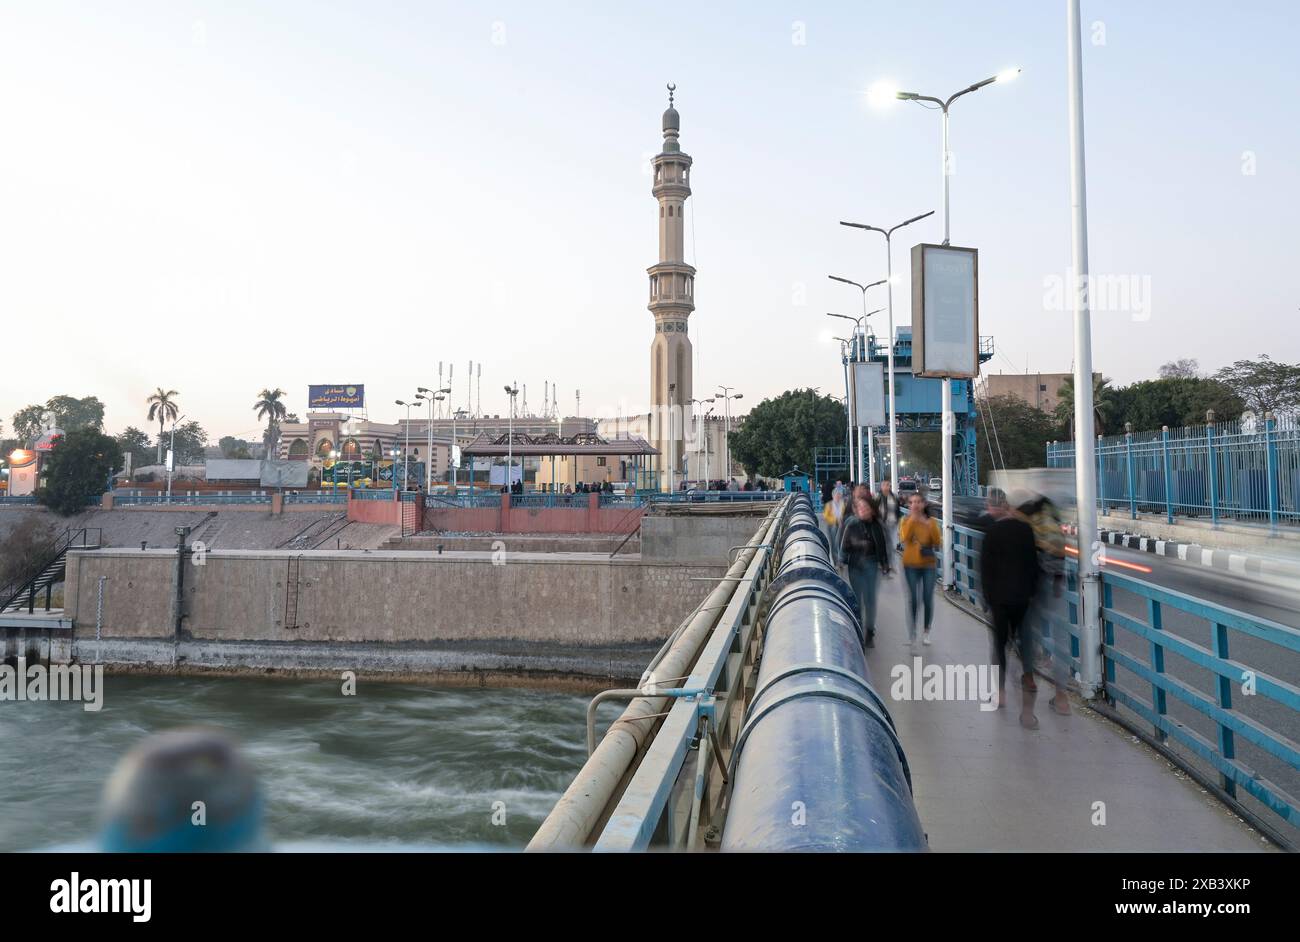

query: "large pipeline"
xmin=721 ymin=493 xmax=927 ymax=852
xmin=527 ymin=502 xmax=784 ymax=851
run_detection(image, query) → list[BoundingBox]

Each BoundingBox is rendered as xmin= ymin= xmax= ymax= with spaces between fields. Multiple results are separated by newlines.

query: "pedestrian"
xmin=839 ymin=492 xmax=892 ymax=647
xmin=822 ymin=485 xmax=846 ymax=566
xmin=899 ymin=492 xmax=941 ymax=651
xmin=876 ymin=478 xmax=901 ymax=543
xmin=979 ymin=494 xmax=1042 ymax=728
xmin=1019 ymin=492 xmax=1072 ymax=716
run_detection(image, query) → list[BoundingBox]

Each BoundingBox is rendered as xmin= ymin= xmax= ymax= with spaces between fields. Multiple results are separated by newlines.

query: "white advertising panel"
xmin=911 ymin=243 xmax=979 ymax=379
xmin=849 ymin=361 xmax=886 ymax=428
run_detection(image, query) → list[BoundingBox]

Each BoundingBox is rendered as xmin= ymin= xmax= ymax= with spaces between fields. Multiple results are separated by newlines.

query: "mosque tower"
xmin=648 ymin=84 xmax=695 ymax=489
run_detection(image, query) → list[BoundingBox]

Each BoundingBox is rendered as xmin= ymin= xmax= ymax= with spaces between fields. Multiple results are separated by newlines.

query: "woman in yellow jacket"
xmin=899 ymin=493 xmax=942 ymax=650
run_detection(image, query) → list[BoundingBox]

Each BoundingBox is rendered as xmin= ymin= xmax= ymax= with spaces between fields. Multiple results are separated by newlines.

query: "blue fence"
xmin=1047 ymin=414 xmax=1300 ymax=527
xmin=952 ymin=522 xmax=1300 ymax=830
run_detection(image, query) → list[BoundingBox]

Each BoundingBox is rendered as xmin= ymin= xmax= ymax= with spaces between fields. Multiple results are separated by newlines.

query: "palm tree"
xmin=1055 ymin=374 xmax=1117 ymax=439
xmin=254 ymin=388 xmax=288 ymax=456
xmin=146 ymin=388 xmax=179 ymax=464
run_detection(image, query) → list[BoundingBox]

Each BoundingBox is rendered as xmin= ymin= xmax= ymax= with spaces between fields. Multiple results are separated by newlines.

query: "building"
xmin=648 ymin=85 xmax=695 ymax=491
xmin=984 ymin=372 xmax=1097 ymax=415
xmin=597 ymin=412 xmax=741 ymax=486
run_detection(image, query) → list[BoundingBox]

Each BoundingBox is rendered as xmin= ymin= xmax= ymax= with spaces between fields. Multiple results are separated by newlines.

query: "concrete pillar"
xmin=271 ymin=492 xmax=283 ymax=515
xmin=101 ymin=492 xmax=114 ymax=510
xmin=587 ymin=492 xmax=599 ymax=530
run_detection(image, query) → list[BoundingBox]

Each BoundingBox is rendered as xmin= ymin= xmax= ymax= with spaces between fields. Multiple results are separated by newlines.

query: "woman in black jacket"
xmin=839 ymin=492 xmax=892 ymax=648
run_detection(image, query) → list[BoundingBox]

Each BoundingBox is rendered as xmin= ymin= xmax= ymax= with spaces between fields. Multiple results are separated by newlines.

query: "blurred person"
xmin=99 ymin=727 xmax=267 ymax=852
xmin=876 ymin=479 xmax=901 ymax=544
xmin=1019 ymin=492 xmax=1072 ymax=715
xmin=822 ymin=486 xmax=846 ymax=566
xmin=973 ymin=487 xmax=1010 ymax=534
xmin=979 ymin=495 xmax=1042 ymax=727
xmin=900 ymin=493 xmax=941 ymax=650
xmin=840 ymin=492 xmax=892 ymax=647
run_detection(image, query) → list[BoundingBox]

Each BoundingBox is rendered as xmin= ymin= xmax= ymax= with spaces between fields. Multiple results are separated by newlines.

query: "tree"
xmin=44 ymin=395 xmax=105 ymax=432
xmin=115 ymin=426 xmax=154 ymax=471
xmin=727 ymin=389 xmax=846 ymax=479
xmin=156 ymin=421 xmax=208 ymax=467
xmin=146 ymin=388 xmax=180 ymax=464
xmin=975 ymin=395 xmax=1056 ymax=484
xmin=37 ymin=428 xmax=122 ymax=515
xmin=1158 ymin=358 xmax=1200 ymax=379
xmin=219 ymin=436 xmax=254 ymax=459
xmin=11 ymin=405 xmax=46 ymax=444
xmin=1054 ymin=374 xmax=1118 ymax=438
xmin=254 ymin=388 xmax=288 ymax=455
xmin=1110 ymin=377 xmax=1243 ymax=431
xmin=1214 ymin=355 xmax=1300 ymax=417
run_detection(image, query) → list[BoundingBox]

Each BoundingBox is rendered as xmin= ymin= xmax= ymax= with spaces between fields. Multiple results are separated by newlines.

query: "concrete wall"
xmin=421 ymin=495 xmax=646 ymax=535
xmin=640 ymin=514 xmax=770 ymax=564
xmin=64 ymin=548 xmax=724 ymax=652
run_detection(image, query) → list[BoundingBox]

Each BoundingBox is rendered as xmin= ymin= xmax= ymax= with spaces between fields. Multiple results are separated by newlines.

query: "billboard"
xmin=849 ymin=361 xmax=887 ymax=428
xmin=308 ymin=385 xmax=365 ymax=409
xmin=261 ymin=460 xmax=310 ymax=488
xmin=910 ymin=243 xmax=979 ymax=379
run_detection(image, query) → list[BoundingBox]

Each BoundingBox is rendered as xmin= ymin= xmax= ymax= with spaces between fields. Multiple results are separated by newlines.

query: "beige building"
xmin=984 ymin=372 xmax=1097 ymax=415
xmin=648 ymin=86 xmax=695 ymax=490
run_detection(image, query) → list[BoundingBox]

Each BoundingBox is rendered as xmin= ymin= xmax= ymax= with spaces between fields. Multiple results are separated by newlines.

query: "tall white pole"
xmin=884 ymin=238 xmax=899 ymax=489
xmin=868 ymin=428 xmax=876 ymax=491
xmin=1068 ymin=0 xmax=1101 ymax=699
xmin=425 ymin=399 xmax=433 ymax=492
xmin=939 ymin=105 xmax=956 ymax=587
xmin=842 ymin=346 xmax=856 ymax=482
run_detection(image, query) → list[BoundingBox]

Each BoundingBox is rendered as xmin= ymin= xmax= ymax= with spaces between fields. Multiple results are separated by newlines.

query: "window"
xmin=668 ymin=205 xmax=673 ymax=217
xmin=597 ymin=457 xmax=607 ymax=467
xmin=1039 ymin=384 xmax=1047 ymax=392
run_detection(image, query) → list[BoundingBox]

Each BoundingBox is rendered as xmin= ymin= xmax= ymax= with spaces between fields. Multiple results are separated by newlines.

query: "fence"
xmin=952 ymin=522 xmax=1299 ymax=833
xmin=1047 ymin=414 xmax=1300 ymax=527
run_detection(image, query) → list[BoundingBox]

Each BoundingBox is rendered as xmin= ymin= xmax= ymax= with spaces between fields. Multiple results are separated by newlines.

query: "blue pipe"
xmin=720 ymin=494 xmax=927 ymax=852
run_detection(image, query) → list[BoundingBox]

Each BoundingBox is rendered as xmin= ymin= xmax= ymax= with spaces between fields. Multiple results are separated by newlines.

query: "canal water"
xmin=0 ymin=674 xmax=604 ymax=852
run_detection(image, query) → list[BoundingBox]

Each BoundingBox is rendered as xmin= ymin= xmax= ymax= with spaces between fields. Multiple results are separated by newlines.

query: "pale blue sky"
xmin=1 ymin=1 xmax=1295 ymax=440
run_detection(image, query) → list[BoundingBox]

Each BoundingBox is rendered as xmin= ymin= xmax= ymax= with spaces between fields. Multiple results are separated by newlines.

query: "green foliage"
xmin=1214 ymin=355 xmax=1300 ymax=416
xmin=976 ymin=395 xmax=1057 ymax=484
xmin=1053 ymin=374 xmax=1119 ymax=437
xmin=727 ymin=388 xmax=846 ymax=479
xmin=219 ymin=436 xmax=254 ymax=459
xmin=115 ymin=426 xmax=154 ymax=470
xmin=11 ymin=405 xmax=45 ymax=444
xmin=155 ymin=420 xmax=208 ymax=466
xmin=255 ymin=388 xmax=288 ymax=452
xmin=37 ymin=428 xmax=122 ymax=515
xmin=44 ymin=395 xmax=105 ymax=432
xmin=1110 ymin=377 xmax=1243 ymax=431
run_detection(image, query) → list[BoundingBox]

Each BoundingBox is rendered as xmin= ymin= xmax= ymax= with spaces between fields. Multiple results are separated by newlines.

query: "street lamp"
xmin=416 ymin=387 xmax=451 ymax=491
xmin=165 ymin=413 xmax=187 ymax=502
xmin=832 ymin=336 xmax=855 ymax=481
xmin=395 ymin=400 xmax=413 ymax=490
xmin=868 ymin=66 xmax=1018 ymax=589
xmin=839 ymin=211 xmax=934 ymax=497
xmin=503 ymin=384 xmax=519 ymax=491
xmin=716 ymin=388 xmax=742 ymax=484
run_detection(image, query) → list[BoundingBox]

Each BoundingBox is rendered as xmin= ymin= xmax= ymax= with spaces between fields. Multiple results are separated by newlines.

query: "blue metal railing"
xmin=1048 ymin=414 xmax=1300 ymax=528
xmin=952 ymin=522 xmax=1299 ymax=829
xmin=1099 ymin=571 xmax=1299 ymax=826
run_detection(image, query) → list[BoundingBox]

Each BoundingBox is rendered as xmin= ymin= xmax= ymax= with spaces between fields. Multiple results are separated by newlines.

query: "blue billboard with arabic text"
xmin=308 ymin=384 xmax=365 ymax=409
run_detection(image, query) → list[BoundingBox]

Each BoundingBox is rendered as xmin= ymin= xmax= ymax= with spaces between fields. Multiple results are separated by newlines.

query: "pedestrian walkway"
xmin=864 ymin=574 xmax=1272 ymax=851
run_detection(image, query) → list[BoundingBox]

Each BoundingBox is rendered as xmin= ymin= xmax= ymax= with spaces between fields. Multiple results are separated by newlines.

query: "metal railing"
xmin=1047 ymin=414 xmax=1300 ymax=528
xmin=952 ymin=522 xmax=1299 ymax=831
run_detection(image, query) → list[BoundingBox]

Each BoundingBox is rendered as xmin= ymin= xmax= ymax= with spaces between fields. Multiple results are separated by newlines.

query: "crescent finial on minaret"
xmin=667 ymin=83 xmax=675 ymax=107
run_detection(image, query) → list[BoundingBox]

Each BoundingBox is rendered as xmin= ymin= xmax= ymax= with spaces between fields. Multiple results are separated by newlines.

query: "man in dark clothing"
xmin=979 ymin=510 xmax=1042 ymax=728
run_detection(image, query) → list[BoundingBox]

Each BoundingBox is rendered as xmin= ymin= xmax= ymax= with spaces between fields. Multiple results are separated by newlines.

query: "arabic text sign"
xmin=910 ymin=244 xmax=979 ymax=379
xmin=308 ymin=385 xmax=365 ymax=408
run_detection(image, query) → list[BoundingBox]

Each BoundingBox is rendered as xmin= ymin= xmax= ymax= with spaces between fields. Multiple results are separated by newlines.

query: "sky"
xmin=1 ymin=1 xmax=1296 ymax=442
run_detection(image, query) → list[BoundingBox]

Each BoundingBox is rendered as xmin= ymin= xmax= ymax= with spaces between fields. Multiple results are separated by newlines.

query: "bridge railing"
xmin=952 ymin=522 xmax=1300 ymax=831
xmin=1047 ymin=414 xmax=1300 ymax=528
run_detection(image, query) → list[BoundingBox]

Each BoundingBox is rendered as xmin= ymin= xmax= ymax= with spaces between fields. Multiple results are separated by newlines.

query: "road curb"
xmin=1062 ymin=524 xmax=1300 ymax=581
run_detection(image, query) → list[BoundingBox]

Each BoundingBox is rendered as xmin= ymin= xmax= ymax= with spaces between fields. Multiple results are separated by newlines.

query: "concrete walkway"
xmin=863 ymin=572 xmax=1271 ymax=852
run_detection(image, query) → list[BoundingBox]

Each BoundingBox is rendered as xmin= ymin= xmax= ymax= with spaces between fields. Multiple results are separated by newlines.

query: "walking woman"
xmin=899 ymin=493 xmax=941 ymax=650
xmin=839 ymin=492 xmax=892 ymax=647
xmin=822 ymin=485 xmax=846 ymax=566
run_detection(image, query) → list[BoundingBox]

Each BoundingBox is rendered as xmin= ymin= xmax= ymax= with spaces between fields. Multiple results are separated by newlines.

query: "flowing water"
xmin=0 ymin=674 xmax=603 ymax=852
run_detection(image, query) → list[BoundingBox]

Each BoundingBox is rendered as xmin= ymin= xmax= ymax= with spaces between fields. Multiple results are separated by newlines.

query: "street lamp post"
xmin=832 ymin=336 xmax=855 ymax=482
xmin=870 ymin=67 xmax=1019 ymax=589
xmin=504 ymin=384 xmax=519 ymax=491
xmin=165 ymin=413 xmax=187 ymax=503
xmin=716 ymin=388 xmax=742 ymax=484
xmin=838 ymin=213 xmax=933 ymax=501
xmin=394 ymin=400 xmax=413 ymax=490
xmin=827 ymin=295 xmax=884 ymax=484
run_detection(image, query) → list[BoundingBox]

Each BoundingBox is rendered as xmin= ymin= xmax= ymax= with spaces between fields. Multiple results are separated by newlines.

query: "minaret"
xmin=649 ymin=84 xmax=695 ymax=490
